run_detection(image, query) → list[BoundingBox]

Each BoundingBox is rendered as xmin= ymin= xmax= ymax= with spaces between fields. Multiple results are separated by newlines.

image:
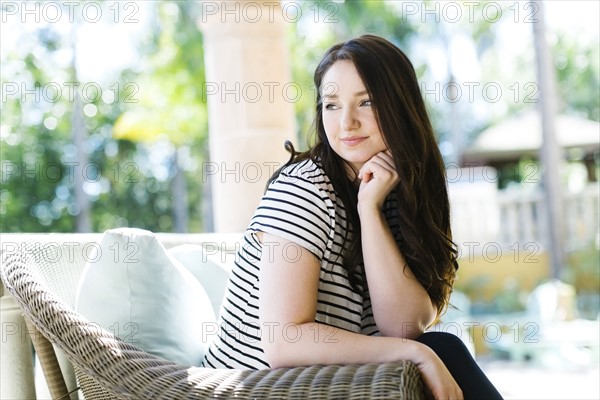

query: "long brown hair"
xmin=271 ymin=35 xmax=458 ymax=316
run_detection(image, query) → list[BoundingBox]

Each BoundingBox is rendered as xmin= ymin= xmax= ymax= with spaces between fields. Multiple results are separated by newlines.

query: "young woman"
xmin=202 ymin=34 xmax=503 ymax=400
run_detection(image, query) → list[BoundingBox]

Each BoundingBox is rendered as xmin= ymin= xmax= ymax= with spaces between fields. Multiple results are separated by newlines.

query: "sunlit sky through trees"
xmin=3 ymin=1 xmax=598 ymax=98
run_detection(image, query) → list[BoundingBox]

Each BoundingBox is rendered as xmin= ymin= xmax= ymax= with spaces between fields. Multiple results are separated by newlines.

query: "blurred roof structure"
xmin=462 ymin=112 xmax=600 ymax=164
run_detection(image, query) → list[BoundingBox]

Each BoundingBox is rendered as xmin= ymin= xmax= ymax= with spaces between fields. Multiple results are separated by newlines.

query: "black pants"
xmin=417 ymin=332 xmax=504 ymax=400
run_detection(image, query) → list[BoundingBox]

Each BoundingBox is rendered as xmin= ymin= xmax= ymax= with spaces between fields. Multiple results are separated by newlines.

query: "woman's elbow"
xmin=377 ymin=310 xmax=434 ymax=339
xmin=261 ymin=337 xmax=294 ymax=369
xmin=379 ymin=322 xmax=426 ymax=340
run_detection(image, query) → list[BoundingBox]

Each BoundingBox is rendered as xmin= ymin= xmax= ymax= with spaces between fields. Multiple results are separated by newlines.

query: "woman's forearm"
xmin=257 ymin=229 xmax=461 ymax=398
xmin=261 ymin=321 xmax=424 ymax=369
xmin=261 ymin=321 xmax=462 ymax=399
xmin=359 ymin=206 xmax=436 ymax=338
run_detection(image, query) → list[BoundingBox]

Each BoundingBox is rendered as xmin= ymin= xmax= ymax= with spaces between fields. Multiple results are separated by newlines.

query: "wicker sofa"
xmin=0 ymin=233 xmax=424 ymax=399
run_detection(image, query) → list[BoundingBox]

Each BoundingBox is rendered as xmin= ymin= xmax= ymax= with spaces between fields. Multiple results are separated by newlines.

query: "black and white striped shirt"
xmin=202 ymin=159 xmax=401 ymax=370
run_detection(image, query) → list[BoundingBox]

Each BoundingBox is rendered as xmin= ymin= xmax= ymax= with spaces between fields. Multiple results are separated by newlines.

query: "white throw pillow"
xmin=167 ymin=244 xmax=231 ymax=318
xmin=75 ymin=228 xmax=215 ymax=366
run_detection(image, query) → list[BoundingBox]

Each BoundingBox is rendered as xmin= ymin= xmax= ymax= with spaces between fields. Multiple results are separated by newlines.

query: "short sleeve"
xmin=249 ymin=160 xmax=334 ymax=260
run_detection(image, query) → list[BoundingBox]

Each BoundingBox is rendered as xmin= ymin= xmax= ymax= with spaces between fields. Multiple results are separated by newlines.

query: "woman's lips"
xmin=341 ymin=137 xmax=367 ymax=146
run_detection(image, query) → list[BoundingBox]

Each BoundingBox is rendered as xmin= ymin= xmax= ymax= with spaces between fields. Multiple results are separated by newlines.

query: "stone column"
xmin=199 ymin=0 xmax=296 ymax=232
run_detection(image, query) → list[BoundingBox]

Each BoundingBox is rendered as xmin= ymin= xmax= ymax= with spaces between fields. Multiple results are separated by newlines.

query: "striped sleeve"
xmin=249 ymin=161 xmax=334 ymax=260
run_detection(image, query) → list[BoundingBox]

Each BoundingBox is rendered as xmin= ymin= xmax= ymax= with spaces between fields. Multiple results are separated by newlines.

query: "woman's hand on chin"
xmin=357 ymin=150 xmax=398 ymax=214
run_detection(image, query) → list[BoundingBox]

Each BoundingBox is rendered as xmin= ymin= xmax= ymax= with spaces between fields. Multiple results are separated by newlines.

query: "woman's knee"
xmin=417 ymin=331 xmax=469 ymax=353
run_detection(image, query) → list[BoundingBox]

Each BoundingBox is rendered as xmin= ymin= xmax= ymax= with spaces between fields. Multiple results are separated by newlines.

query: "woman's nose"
xmin=341 ymin=108 xmax=360 ymax=131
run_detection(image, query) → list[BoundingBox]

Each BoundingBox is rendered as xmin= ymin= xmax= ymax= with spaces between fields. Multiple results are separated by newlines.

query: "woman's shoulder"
xmin=267 ymin=158 xmax=337 ymax=202
xmin=276 ymin=158 xmax=331 ymax=186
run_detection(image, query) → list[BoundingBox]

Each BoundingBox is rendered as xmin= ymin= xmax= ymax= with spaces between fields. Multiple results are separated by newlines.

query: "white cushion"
xmin=167 ymin=244 xmax=230 ymax=317
xmin=75 ymin=228 xmax=215 ymax=366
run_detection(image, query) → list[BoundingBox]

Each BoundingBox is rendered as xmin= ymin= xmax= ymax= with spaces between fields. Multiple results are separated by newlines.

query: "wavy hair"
xmin=270 ymin=35 xmax=458 ymax=316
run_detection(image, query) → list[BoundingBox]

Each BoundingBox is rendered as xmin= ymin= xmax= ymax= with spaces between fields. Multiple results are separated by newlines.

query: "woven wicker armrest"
xmin=1 ymin=247 xmax=424 ymax=399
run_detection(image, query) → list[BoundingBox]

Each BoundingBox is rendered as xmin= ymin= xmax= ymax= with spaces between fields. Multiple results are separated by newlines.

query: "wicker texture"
xmin=23 ymin=317 xmax=71 ymax=399
xmin=1 ymin=242 xmax=424 ymax=399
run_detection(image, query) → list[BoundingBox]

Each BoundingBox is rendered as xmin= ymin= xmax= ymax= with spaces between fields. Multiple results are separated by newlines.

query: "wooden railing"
xmin=449 ymin=183 xmax=598 ymax=253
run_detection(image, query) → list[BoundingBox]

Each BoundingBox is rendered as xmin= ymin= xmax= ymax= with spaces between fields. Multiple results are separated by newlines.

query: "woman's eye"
xmin=361 ymin=100 xmax=372 ymax=107
xmin=324 ymin=103 xmax=339 ymax=110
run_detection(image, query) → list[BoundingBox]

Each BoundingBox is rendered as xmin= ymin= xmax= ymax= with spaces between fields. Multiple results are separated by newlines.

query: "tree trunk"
xmin=531 ymin=0 xmax=564 ymax=279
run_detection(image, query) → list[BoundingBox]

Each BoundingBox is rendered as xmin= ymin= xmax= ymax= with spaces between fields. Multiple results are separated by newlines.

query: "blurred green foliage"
xmin=1 ymin=2 xmax=207 ymax=232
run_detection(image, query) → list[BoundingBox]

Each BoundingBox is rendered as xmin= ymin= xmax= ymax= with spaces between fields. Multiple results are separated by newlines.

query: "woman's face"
xmin=321 ymin=60 xmax=387 ymax=172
